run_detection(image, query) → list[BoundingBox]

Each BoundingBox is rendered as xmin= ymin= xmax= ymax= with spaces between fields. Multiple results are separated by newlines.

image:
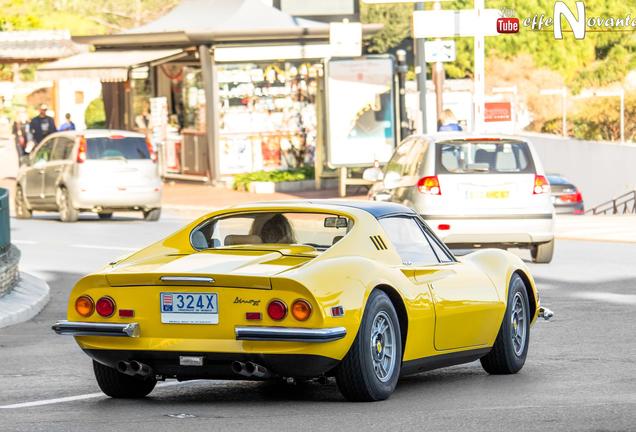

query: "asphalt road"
xmin=1 ymin=213 xmax=636 ymax=432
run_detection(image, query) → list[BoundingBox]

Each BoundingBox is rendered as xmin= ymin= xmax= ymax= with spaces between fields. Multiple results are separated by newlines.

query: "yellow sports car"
xmin=53 ymin=201 xmax=552 ymax=401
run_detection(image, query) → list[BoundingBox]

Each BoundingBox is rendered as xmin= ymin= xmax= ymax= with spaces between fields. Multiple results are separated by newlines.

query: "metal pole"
xmin=473 ymin=0 xmax=485 ymax=132
xmin=562 ymin=87 xmax=567 ymax=138
xmin=198 ymin=45 xmax=220 ymax=183
xmin=620 ymin=88 xmax=625 ymax=144
xmin=433 ymin=1 xmax=444 ymax=127
xmin=414 ymin=2 xmax=428 ymax=133
xmin=396 ymin=49 xmax=409 ymax=140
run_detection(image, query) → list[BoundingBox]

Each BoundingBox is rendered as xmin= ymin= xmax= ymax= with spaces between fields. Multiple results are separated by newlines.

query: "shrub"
xmin=85 ymin=98 xmax=106 ymax=128
xmin=233 ymin=167 xmax=315 ymax=191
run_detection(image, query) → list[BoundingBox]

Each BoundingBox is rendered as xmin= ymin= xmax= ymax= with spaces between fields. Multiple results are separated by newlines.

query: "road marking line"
xmin=0 ymin=380 xmax=192 ymax=409
xmin=71 ymin=244 xmax=137 ymax=252
xmin=12 ymin=240 xmax=38 ymax=245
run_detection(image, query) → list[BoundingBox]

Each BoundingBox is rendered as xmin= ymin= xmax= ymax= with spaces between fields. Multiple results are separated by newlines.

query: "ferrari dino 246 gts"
xmin=53 ymin=201 xmax=552 ymax=401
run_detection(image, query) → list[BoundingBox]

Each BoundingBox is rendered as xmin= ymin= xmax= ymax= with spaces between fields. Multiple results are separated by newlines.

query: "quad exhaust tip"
xmin=231 ymin=361 xmax=271 ymax=379
xmin=117 ymin=360 xmax=153 ymax=377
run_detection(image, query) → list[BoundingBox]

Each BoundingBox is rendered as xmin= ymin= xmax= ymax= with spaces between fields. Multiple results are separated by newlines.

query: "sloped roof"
xmin=73 ymin=0 xmax=380 ymax=49
xmin=0 ymin=31 xmax=83 ymax=63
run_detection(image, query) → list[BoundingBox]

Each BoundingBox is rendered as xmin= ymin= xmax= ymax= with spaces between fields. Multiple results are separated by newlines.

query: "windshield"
xmin=87 ymin=137 xmax=150 ymax=160
xmin=191 ymin=212 xmax=353 ymax=251
xmin=437 ymin=140 xmax=535 ymax=174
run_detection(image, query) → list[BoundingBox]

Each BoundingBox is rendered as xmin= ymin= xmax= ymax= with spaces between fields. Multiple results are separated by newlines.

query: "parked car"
xmin=365 ymin=134 xmax=555 ymax=263
xmin=15 ymin=130 xmax=162 ymax=222
xmin=53 ymin=200 xmax=552 ymax=401
xmin=547 ymin=174 xmax=584 ymax=214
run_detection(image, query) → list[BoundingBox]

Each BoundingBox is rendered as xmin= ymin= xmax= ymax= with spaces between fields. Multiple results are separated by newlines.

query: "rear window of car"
xmin=86 ymin=137 xmax=150 ymax=160
xmin=436 ymin=140 xmax=535 ymax=174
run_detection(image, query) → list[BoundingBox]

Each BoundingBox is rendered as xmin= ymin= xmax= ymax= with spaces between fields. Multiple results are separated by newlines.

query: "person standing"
xmin=12 ymin=110 xmax=30 ymax=157
xmin=59 ymin=113 xmax=76 ymax=131
xmin=30 ymin=104 xmax=57 ymax=145
xmin=438 ymin=109 xmax=463 ymax=132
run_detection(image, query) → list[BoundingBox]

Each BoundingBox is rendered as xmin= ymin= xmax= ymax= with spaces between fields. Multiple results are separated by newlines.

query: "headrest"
xmin=224 ymin=234 xmax=263 ymax=246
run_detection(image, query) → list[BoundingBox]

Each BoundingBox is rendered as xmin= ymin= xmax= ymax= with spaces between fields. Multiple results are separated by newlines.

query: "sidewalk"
xmin=158 ymin=181 xmax=366 ymax=219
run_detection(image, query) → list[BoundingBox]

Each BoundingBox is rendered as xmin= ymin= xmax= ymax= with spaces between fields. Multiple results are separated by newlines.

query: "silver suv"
xmin=366 ymin=133 xmax=555 ymax=263
xmin=15 ymin=130 xmax=162 ymax=222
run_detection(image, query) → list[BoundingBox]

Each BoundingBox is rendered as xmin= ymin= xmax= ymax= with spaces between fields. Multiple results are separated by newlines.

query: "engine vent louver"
xmin=370 ymin=235 xmax=388 ymax=250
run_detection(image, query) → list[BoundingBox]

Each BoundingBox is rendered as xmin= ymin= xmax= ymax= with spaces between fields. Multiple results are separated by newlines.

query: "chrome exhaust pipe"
xmin=129 ymin=361 xmax=153 ymax=377
xmin=231 ymin=361 xmax=252 ymax=377
xmin=245 ymin=362 xmax=271 ymax=379
xmin=539 ymin=306 xmax=554 ymax=321
xmin=117 ymin=361 xmax=136 ymax=376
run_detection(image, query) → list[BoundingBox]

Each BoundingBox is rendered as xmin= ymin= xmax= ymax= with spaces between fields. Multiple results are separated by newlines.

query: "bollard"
xmin=0 ymin=188 xmax=10 ymax=255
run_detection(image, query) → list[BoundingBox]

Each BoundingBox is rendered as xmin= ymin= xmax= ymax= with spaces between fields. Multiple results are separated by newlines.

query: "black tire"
xmin=480 ymin=274 xmax=530 ymax=374
xmin=531 ymin=239 xmax=554 ymax=263
xmin=98 ymin=213 xmax=113 ymax=220
xmin=14 ymin=186 xmax=32 ymax=219
xmin=57 ymin=187 xmax=79 ymax=223
xmin=336 ymin=290 xmax=402 ymax=402
xmin=143 ymin=208 xmax=161 ymax=221
xmin=93 ymin=361 xmax=156 ymax=398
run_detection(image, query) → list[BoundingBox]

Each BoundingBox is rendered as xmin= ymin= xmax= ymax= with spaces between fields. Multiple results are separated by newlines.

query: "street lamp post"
xmin=396 ymin=49 xmax=410 ymax=140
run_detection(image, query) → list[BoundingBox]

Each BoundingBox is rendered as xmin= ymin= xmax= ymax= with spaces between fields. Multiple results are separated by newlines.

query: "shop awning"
xmin=37 ymin=49 xmax=185 ymax=81
xmin=72 ymin=0 xmax=381 ymax=49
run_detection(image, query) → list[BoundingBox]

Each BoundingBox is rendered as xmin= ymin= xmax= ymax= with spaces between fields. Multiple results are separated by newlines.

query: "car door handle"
xmin=55 ymin=168 xmax=62 ymax=172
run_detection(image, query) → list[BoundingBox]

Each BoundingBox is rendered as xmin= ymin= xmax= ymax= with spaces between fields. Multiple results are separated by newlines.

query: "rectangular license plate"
xmin=160 ymin=292 xmax=218 ymax=324
xmin=466 ymin=190 xmax=510 ymax=199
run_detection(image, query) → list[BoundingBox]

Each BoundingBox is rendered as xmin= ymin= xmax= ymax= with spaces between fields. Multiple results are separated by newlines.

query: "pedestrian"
xmin=12 ymin=110 xmax=30 ymax=157
xmin=59 ymin=113 xmax=76 ymax=131
xmin=30 ymin=104 xmax=57 ymax=145
xmin=438 ymin=109 xmax=463 ymax=132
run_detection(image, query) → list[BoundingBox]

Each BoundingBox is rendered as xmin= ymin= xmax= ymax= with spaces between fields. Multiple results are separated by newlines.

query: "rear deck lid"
xmin=105 ymin=249 xmax=313 ymax=288
xmin=434 ymin=139 xmax=538 ymax=211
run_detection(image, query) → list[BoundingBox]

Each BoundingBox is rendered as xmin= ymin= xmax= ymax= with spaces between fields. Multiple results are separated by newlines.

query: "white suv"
xmin=366 ymin=134 xmax=555 ymax=263
xmin=15 ymin=130 xmax=162 ymax=222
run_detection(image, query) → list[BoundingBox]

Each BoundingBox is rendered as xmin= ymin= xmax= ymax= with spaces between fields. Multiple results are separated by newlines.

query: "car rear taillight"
xmin=96 ymin=296 xmax=116 ymax=317
xmin=76 ymin=137 xmax=87 ymax=163
xmin=75 ymin=295 xmax=94 ymax=317
xmin=417 ymin=176 xmax=441 ymax=195
xmin=533 ymin=175 xmax=550 ymax=194
xmin=267 ymin=300 xmax=287 ymax=321
xmin=560 ymin=191 xmax=583 ymax=203
xmin=146 ymin=137 xmax=157 ymax=163
xmin=291 ymin=299 xmax=312 ymax=321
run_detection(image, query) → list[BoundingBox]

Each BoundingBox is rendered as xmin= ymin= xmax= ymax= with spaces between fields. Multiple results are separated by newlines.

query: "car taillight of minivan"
xmin=76 ymin=137 xmax=87 ymax=163
xmin=145 ymin=137 xmax=157 ymax=163
xmin=533 ymin=175 xmax=550 ymax=194
xmin=417 ymin=176 xmax=441 ymax=195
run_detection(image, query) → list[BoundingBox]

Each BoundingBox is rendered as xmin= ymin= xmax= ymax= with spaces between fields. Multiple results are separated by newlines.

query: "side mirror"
xmin=362 ymin=167 xmax=384 ymax=182
xmin=19 ymin=156 xmax=30 ymax=166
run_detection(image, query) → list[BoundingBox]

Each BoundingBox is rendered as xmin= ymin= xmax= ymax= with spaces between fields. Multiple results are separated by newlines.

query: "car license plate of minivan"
xmin=160 ymin=292 xmax=218 ymax=324
xmin=466 ymin=190 xmax=509 ymax=199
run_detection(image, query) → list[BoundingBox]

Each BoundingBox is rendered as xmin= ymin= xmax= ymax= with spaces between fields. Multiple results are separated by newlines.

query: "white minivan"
xmin=366 ymin=134 xmax=555 ymax=263
xmin=15 ymin=130 xmax=162 ymax=222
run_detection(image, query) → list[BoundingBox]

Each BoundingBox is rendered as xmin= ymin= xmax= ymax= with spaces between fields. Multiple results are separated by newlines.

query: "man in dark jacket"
xmin=30 ymin=104 xmax=57 ymax=144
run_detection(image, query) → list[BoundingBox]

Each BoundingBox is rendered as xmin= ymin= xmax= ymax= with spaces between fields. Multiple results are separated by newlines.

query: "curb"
xmin=0 ymin=272 xmax=50 ymax=329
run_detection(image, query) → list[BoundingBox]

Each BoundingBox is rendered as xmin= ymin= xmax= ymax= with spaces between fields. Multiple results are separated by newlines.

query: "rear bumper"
xmin=72 ymin=187 xmax=161 ymax=210
xmin=235 ymin=326 xmax=347 ymax=343
xmin=52 ymin=321 xmax=140 ymax=337
xmin=85 ymin=349 xmax=340 ymax=378
xmin=423 ymin=213 xmax=554 ymax=246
